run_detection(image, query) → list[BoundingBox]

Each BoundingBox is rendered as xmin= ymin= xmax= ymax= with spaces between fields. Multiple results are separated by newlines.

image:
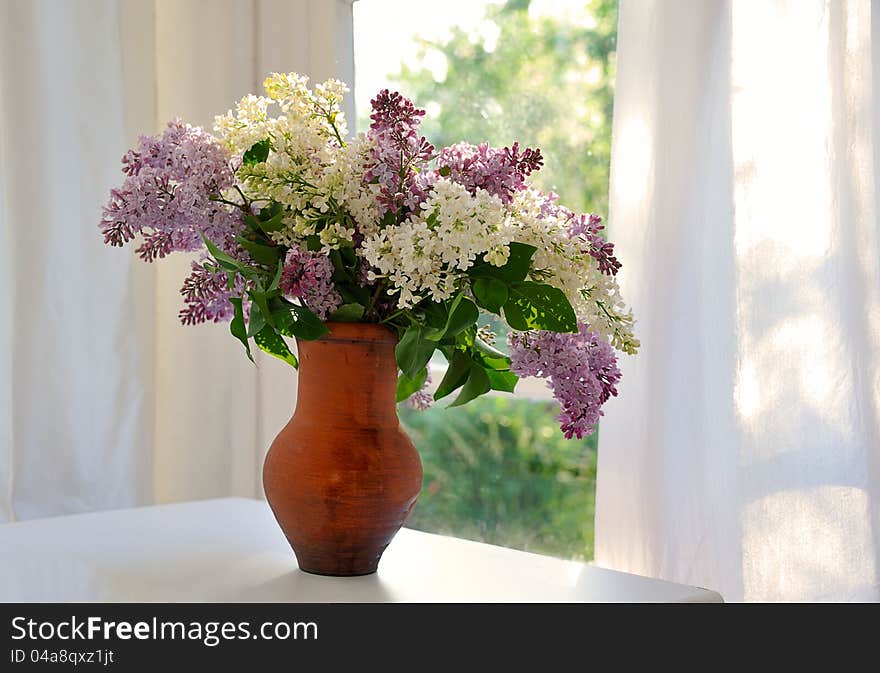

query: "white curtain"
xmin=0 ymin=0 xmax=355 ymax=521
xmin=597 ymin=0 xmax=880 ymax=602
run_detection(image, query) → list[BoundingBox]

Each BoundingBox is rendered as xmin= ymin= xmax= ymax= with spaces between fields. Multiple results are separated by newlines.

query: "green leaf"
xmin=201 ymin=233 xmax=242 ymax=273
xmin=269 ymin=307 xmax=296 ymax=338
xmin=396 ymin=367 xmax=428 ymax=402
xmin=257 ymin=201 xmax=284 ymax=234
xmin=257 ymin=210 xmax=285 ymax=234
xmin=503 ymin=281 xmax=577 ymax=333
xmin=421 ymin=301 xmax=449 ymax=330
xmin=244 ymin=214 xmax=262 ymax=232
xmin=235 ymin=235 xmax=279 ymax=266
xmin=228 ymin=297 xmax=254 ymax=363
xmin=486 ymin=369 xmax=518 ymax=393
xmin=443 ymin=297 xmax=479 ymax=338
xmin=268 ymin=258 xmax=284 ymax=292
xmin=380 ymin=210 xmax=397 ymax=228
xmin=258 ymin=200 xmax=283 ymax=219
xmin=254 ymin=324 xmax=298 ymax=368
xmin=424 ymin=296 xmax=479 ymax=341
xmin=473 ymin=337 xmax=511 ymax=370
xmin=329 ymin=303 xmax=365 ymax=322
xmin=287 ymin=304 xmax=330 ymax=340
xmin=246 ymin=301 xmax=266 ymax=338
xmin=455 ymin=325 xmax=476 ymax=348
xmin=468 ymin=242 xmax=537 ymax=284
xmin=242 ymin=138 xmax=270 ymax=165
xmin=339 ymin=284 xmax=372 ymax=307
xmin=339 ymin=244 xmax=358 ymax=269
xmin=472 ymin=277 xmax=509 ymax=314
xmin=448 ymin=364 xmax=491 ymax=407
xmin=304 ymin=234 xmax=321 ymax=252
xmin=240 ymin=265 xmax=267 ymax=286
xmin=246 ymin=203 xmax=285 ymax=235
xmin=474 ymin=351 xmax=510 ymax=371
xmin=206 ymin=243 xmax=263 ymax=285
xmin=329 ymin=248 xmax=359 ymax=286
xmin=248 ymin=290 xmax=274 ymax=328
xmin=474 ymin=336 xmax=510 ymax=363
xmin=395 ymin=326 xmax=436 ymax=379
xmin=434 ymin=349 xmax=472 ymax=401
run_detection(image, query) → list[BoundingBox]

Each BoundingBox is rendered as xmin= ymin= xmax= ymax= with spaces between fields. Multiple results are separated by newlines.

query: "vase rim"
xmin=314 ymin=321 xmax=398 ymax=344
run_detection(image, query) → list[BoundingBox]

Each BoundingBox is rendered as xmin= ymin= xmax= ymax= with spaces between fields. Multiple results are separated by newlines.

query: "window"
xmin=353 ymin=0 xmax=618 ymax=561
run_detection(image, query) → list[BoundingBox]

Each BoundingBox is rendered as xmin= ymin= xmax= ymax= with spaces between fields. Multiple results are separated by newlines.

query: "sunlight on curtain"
xmin=612 ymin=118 xmax=651 ymax=207
xmin=597 ymin=0 xmax=880 ymax=601
xmin=0 ymin=133 xmax=12 ymax=523
xmin=729 ymin=0 xmax=878 ymax=602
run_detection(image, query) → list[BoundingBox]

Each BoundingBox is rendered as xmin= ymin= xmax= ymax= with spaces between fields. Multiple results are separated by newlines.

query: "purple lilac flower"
xmin=567 ymin=212 xmax=621 ymax=276
xmin=534 ymin=192 xmax=620 ymax=276
xmin=366 ymin=89 xmax=435 ymax=216
xmin=178 ymin=261 xmax=238 ymax=325
xmin=435 ymin=141 xmax=543 ymax=204
xmin=100 ymin=119 xmax=241 ymax=261
xmin=537 ymin=190 xmax=562 ymax=219
xmin=508 ymin=323 xmax=621 ymax=439
xmin=279 ymin=246 xmax=343 ymax=320
xmin=407 ymin=371 xmax=433 ymax=411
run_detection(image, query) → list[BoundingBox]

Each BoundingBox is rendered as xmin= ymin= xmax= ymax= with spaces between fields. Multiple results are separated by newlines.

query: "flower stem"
xmin=379 ymin=308 xmax=406 ymax=324
xmin=366 ymin=280 xmax=387 ymax=320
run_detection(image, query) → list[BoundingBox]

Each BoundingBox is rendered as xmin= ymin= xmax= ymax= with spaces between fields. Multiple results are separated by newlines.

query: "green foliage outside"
xmin=385 ymin=0 xmax=618 ymax=216
xmin=400 ymin=398 xmax=599 ymax=560
xmin=387 ymin=0 xmax=618 ymax=560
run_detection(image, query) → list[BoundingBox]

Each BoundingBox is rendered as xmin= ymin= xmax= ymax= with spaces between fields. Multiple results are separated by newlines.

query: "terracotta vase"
xmin=263 ymin=322 xmax=423 ymax=576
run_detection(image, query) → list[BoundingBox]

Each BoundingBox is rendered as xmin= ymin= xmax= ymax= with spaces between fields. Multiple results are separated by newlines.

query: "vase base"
xmin=297 ymin=565 xmax=379 ymax=578
xmin=293 ymin=547 xmax=385 ymax=577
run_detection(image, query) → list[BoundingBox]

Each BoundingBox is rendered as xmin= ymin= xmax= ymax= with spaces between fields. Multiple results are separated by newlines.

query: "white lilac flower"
xmin=361 ymin=178 xmax=510 ymax=307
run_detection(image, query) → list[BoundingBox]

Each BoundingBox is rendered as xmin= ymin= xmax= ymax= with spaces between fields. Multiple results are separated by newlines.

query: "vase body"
xmin=263 ymin=322 xmax=423 ymax=576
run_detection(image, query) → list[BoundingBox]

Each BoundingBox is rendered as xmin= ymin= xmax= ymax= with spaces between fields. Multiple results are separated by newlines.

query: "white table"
xmin=0 ymin=498 xmax=722 ymax=602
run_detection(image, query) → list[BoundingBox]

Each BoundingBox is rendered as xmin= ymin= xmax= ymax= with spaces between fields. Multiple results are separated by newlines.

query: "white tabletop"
xmin=0 ymin=498 xmax=722 ymax=603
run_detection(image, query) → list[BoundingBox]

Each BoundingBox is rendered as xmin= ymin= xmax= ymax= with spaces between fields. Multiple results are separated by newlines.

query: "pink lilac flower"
xmin=279 ymin=246 xmax=343 ymax=319
xmin=178 ymin=261 xmax=239 ymax=325
xmin=100 ymin=119 xmax=241 ymax=261
xmin=436 ymin=141 xmax=543 ymax=204
xmin=508 ymin=323 xmax=621 ymax=439
xmin=366 ymin=89 xmax=435 ymax=216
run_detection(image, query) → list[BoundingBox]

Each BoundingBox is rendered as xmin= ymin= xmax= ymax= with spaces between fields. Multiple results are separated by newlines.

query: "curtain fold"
xmin=0 ymin=66 xmax=14 ymax=523
xmin=597 ymin=0 xmax=880 ymax=601
xmin=0 ymin=0 xmax=154 ymax=520
xmin=0 ymin=0 xmax=354 ymax=521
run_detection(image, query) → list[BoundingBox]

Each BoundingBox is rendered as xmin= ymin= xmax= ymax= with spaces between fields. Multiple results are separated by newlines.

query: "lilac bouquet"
xmin=101 ymin=73 xmax=638 ymax=438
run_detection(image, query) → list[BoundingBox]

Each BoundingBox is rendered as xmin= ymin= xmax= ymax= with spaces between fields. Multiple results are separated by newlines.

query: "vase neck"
xmin=293 ymin=324 xmax=400 ymax=426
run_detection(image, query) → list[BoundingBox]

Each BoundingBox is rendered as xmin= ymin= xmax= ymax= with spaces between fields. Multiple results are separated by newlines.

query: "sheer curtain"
xmin=0 ymin=0 xmax=355 ymax=522
xmin=596 ymin=0 xmax=880 ymax=601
